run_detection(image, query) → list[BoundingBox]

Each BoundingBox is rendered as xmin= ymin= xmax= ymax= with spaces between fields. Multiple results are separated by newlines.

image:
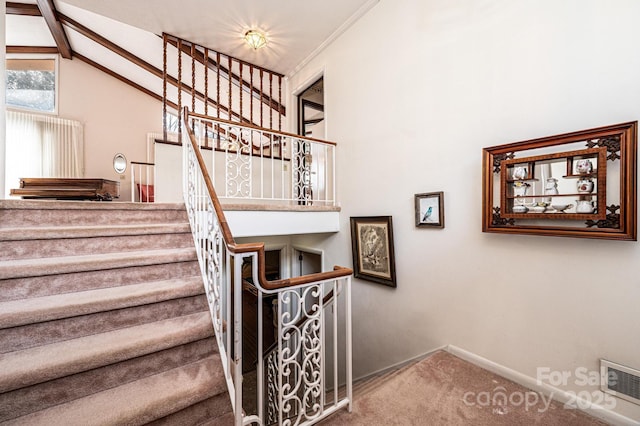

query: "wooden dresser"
xmin=10 ymin=178 xmax=120 ymax=201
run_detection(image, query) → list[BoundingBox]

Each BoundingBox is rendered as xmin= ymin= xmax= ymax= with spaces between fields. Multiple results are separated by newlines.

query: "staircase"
xmin=0 ymin=200 xmax=233 ymax=425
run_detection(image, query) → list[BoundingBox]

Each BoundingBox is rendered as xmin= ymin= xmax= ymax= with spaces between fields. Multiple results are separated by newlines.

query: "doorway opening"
xmin=293 ymin=248 xmax=323 ymax=277
xmin=296 ymin=77 xmax=324 ymax=205
xmin=297 ymin=77 xmax=324 ymax=138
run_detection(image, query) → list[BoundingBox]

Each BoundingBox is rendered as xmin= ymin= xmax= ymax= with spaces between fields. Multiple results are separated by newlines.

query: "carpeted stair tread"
xmin=4 ymin=356 xmax=225 ymax=426
xmin=0 ymin=276 xmax=204 ymax=329
xmin=146 ymin=394 xmax=233 ymax=426
xmin=0 ymin=339 xmax=218 ymax=422
xmin=0 ymin=295 xmax=208 ymax=354
xmin=198 ymin=412 xmax=235 ymax=425
xmin=0 ymin=200 xmax=186 ymax=210
xmin=0 ymin=200 xmax=188 ymax=228
xmin=0 ymin=201 xmax=231 ymax=423
xmin=0 ymin=261 xmax=200 ymax=302
xmin=0 ymin=247 xmax=197 ymax=280
xmin=0 ymin=223 xmax=191 ymax=241
xmin=0 ymin=231 xmax=194 ymax=262
xmin=0 ymin=311 xmax=214 ymax=393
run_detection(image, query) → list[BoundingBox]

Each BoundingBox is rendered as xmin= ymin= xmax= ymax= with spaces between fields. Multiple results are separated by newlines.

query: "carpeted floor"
xmin=321 ymin=351 xmax=608 ymax=426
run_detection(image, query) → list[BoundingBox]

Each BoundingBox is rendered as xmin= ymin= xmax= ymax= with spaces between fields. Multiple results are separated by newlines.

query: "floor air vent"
xmin=601 ymin=359 xmax=640 ymax=405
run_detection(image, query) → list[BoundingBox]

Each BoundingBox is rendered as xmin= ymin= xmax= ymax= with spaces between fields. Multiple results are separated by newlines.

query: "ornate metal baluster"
xmin=204 ymin=48 xmax=209 ymax=117
xmin=204 ymin=47 xmax=209 ymax=148
xmin=266 ymin=349 xmax=279 ymax=424
xmin=250 ymin=66 xmax=254 ymax=125
xmin=177 ymin=39 xmax=182 ymax=143
xmin=162 ymin=34 xmax=168 ymax=142
xmin=278 ymin=75 xmax=282 ymax=131
xmin=239 ymin=62 xmax=243 ymax=128
xmin=191 ymin=43 xmax=196 ymax=117
xmin=216 ymin=52 xmax=221 ymax=120
xmin=269 ymin=73 xmax=273 ymax=131
xmin=182 ymin=113 xmax=351 ymax=426
xmin=228 ymin=55 xmax=233 ymax=123
xmin=260 ymin=69 xmax=264 ymax=128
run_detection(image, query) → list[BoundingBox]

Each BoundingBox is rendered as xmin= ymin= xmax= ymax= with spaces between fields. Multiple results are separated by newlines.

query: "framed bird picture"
xmin=415 ymin=192 xmax=444 ymax=228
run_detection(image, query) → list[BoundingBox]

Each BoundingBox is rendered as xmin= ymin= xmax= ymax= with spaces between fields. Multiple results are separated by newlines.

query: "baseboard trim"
xmin=353 ymin=345 xmax=448 ymax=384
xmin=446 ymin=345 xmax=640 ymax=426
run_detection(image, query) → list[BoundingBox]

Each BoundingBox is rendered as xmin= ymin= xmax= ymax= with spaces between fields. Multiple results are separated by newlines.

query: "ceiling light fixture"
xmin=244 ymin=30 xmax=267 ymax=50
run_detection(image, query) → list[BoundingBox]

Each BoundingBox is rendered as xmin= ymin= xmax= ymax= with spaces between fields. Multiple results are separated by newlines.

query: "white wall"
xmin=288 ymin=0 xmax=640 ymax=421
xmin=1 ymin=3 xmax=7 ymax=198
xmin=58 ymin=58 xmax=162 ymax=201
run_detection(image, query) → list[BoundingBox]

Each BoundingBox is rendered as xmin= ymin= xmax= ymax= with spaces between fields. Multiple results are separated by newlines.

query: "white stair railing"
xmin=187 ymin=111 xmax=336 ymax=206
xmin=130 ymin=161 xmax=155 ymax=202
xmin=182 ymin=108 xmax=353 ymax=426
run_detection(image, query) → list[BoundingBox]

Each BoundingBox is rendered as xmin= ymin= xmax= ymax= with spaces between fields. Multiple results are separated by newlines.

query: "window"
xmin=6 ymin=57 xmax=57 ymax=114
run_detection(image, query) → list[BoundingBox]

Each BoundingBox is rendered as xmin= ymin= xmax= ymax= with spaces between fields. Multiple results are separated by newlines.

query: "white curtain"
xmin=6 ymin=110 xmax=84 ymax=196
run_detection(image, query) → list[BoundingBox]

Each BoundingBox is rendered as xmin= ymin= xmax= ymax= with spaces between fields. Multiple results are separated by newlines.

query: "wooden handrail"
xmin=189 ymin=110 xmax=338 ymax=147
xmin=184 ymin=108 xmax=352 ymax=291
xmin=156 ymin=138 xmax=290 ymax=162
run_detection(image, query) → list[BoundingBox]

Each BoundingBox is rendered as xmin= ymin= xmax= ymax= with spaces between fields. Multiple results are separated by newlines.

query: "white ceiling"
xmin=5 ymin=0 xmax=378 ymax=116
xmin=49 ymin=0 xmax=378 ymax=75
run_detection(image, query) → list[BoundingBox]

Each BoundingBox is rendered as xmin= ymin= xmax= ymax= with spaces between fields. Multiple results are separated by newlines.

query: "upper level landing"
xmin=221 ymin=202 xmax=340 ymax=238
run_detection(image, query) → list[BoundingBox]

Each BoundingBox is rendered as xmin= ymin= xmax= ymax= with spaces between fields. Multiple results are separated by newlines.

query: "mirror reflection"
xmin=113 ymin=153 xmax=127 ymax=174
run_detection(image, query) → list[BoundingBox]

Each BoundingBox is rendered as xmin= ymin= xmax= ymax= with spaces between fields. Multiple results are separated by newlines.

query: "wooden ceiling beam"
xmin=7 ymin=46 xmax=59 ymax=54
xmin=36 ymin=0 xmax=72 ymax=59
xmin=60 ymin=13 xmax=160 ymax=76
xmin=6 ymin=2 xmax=41 ymax=16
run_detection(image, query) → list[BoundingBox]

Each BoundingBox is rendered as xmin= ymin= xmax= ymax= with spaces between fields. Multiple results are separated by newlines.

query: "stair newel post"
xmin=277 ymin=289 xmax=284 ymax=425
xmin=332 ymin=279 xmax=338 ymax=408
xmin=225 ymin=249 xmax=233 ymax=388
xmin=182 ymin=109 xmax=188 ymax=206
xmin=345 ymin=276 xmax=353 ymax=413
xmin=255 ymin=253 xmax=265 ymax=423
xmin=233 ymin=252 xmax=245 ymax=425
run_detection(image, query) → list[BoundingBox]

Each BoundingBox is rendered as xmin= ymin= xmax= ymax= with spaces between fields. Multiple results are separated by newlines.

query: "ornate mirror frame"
xmin=113 ymin=153 xmax=127 ymax=174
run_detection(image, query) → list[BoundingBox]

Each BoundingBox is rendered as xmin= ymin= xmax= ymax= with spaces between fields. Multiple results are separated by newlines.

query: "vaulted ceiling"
xmin=6 ymin=0 xmax=378 ymax=76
